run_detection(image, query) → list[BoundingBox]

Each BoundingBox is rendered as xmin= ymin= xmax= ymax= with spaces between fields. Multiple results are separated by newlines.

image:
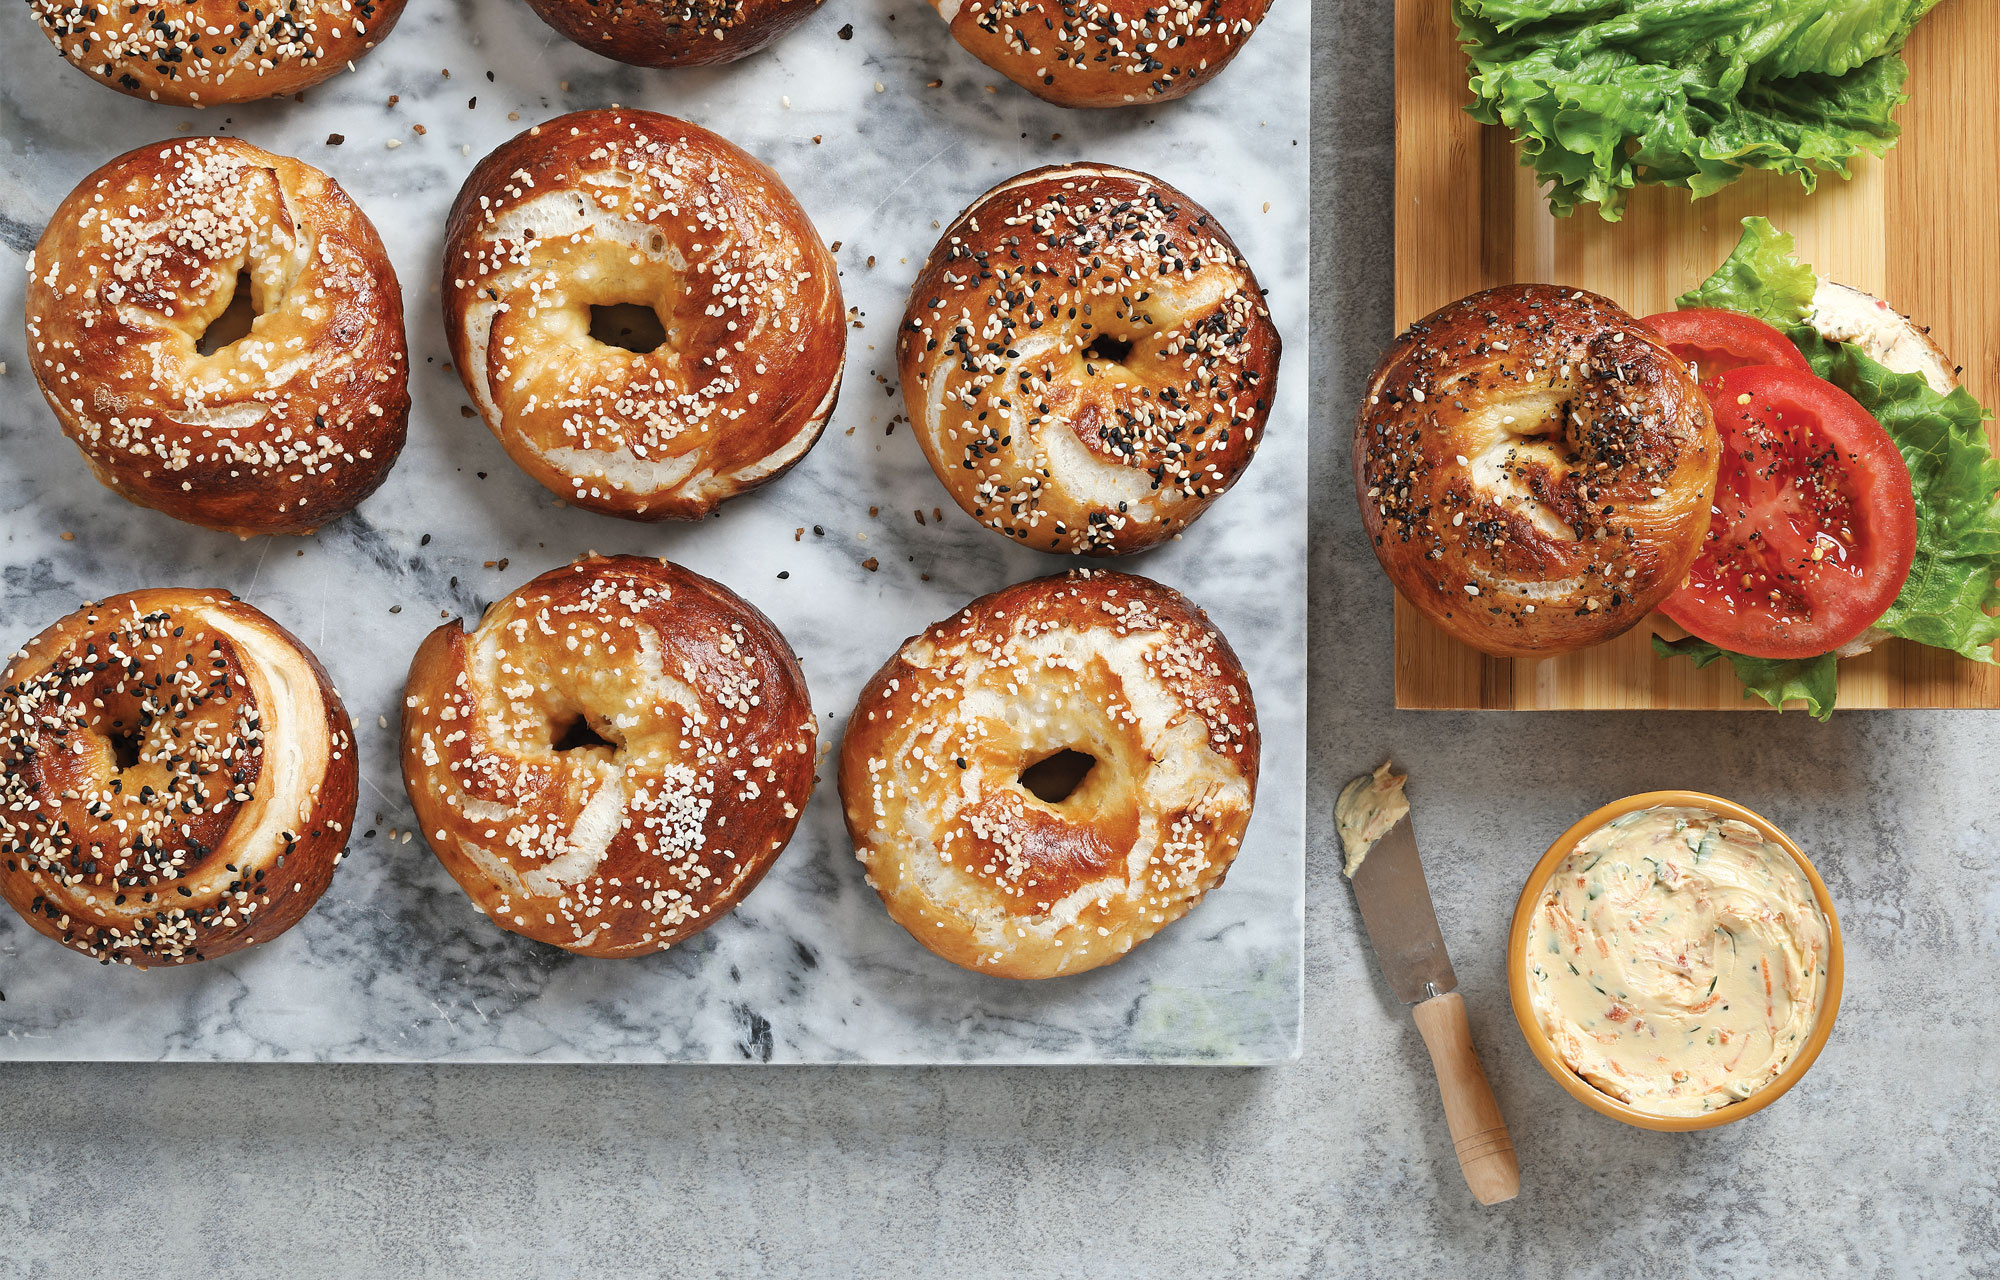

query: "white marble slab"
xmin=0 ymin=0 xmax=1307 ymax=1062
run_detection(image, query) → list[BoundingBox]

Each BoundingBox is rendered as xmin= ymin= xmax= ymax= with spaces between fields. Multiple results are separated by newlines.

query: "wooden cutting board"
xmin=1392 ymin=0 xmax=2000 ymax=710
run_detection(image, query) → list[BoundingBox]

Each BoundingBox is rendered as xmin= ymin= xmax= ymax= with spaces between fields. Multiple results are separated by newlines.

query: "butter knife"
xmin=1345 ymin=797 xmax=1520 ymax=1205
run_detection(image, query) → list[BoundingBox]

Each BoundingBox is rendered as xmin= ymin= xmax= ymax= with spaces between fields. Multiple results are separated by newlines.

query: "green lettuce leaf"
xmin=1651 ymin=636 xmax=1839 ymax=721
xmin=1653 ymin=217 xmax=2000 ymax=713
xmin=1455 ymin=0 xmax=1943 ymax=220
xmin=1797 ymin=335 xmax=2000 ymax=662
xmin=1672 ymin=216 xmax=1818 ymax=322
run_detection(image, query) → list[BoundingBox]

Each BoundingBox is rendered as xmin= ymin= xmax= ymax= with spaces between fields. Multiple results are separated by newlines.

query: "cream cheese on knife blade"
xmin=1524 ymin=805 xmax=1831 ymax=1118
xmin=1336 ymin=762 xmax=1407 ymax=877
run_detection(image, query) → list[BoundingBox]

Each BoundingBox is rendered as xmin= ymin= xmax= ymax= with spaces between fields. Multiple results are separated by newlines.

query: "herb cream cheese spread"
xmin=1336 ymin=762 xmax=1408 ymax=878
xmin=1524 ymin=805 xmax=1831 ymax=1118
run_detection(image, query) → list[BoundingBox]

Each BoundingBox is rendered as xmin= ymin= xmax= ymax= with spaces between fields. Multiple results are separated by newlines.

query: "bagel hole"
xmin=590 ymin=302 xmax=669 ymax=354
xmin=1020 ymin=749 xmax=1096 ymax=804
xmin=551 ymin=715 xmax=616 ymax=754
xmin=197 ymin=271 xmax=260 ymax=356
xmin=1083 ymin=333 xmax=1134 ymax=366
xmin=106 ymin=727 xmax=143 ymax=771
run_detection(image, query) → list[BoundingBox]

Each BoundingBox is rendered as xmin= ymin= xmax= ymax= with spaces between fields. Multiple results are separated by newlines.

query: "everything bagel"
xmin=1354 ymin=284 xmax=1719 ymax=657
xmin=899 ymin=163 xmax=1280 ymax=556
xmin=0 ymin=589 xmax=357 ymax=967
xmin=28 ymin=0 xmax=408 ymax=105
xmin=517 ymin=0 xmax=822 ymax=67
xmin=930 ymin=0 xmax=1272 ymax=109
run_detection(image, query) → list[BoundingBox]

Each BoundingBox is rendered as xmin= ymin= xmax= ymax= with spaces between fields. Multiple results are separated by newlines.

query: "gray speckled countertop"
xmin=6 ymin=1 xmax=2000 ymax=1275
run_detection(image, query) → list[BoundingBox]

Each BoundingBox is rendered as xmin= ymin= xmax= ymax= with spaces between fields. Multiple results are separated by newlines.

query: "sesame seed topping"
xmin=838 ymin=567 xmax=1258 ymax=978
xmin=443 ymin=109 xmax=844 ymax=521
xmin=25 ymin=136 xmax=409 ymax=536
xmin=400 ymin=555 xmax=816 ymax=957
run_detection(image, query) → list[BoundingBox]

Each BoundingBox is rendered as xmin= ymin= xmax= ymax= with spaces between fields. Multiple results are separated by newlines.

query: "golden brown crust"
xmin=0 ymin=589 xmax=357 ymax=968
xmin=400 ymin=555 xmax=818 ymax=958
xmin=29 ymin=0 xmax=408 ymax=106
xmin=441 ymin=110 xmax=845 ymax=522
xmin=1354 ymin=284 xmax=1719 ymax=657
xmin=519 ymin=0 xmax=822 ymax=66
xmin=899 ymin=164 xmax=1279 ymax=556
xmin=838 ymin=569 xmax=1258 ymax=980
xmin=26 ymin=137 xmax=410 ymax=538
xmin=933 ymin=0 xmax=1270 ymax=108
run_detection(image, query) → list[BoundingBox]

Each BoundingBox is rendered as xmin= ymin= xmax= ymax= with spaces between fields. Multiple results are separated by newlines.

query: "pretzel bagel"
xmin=900 ymin=164 xmax=1280 ymax=555
xmin=442 ymin=110 xmax=845 ymax=521
xmin=931 ymin=0 xmax=1272 ymax=108
xmin=519 ymin=0 xmax=822 ymax=67
xmin=0 ymin=590 xmax=357 ymax=968
xmin=1355 ymin=284 xmax=1720 ymax=657
xmin=29 ymin=0 xmax=407 ymax=105
xmin=27 ymin=137 xmax=410 ymax=538
xmin=839 ymin=569 xmax=1258 ymax=979
xmin=401 ymin=555 xmax=817 ymax=957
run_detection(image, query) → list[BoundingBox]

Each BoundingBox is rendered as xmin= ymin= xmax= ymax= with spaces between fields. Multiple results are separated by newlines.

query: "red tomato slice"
xmin=1661 ymin=366 xmax=1915 ymax=659
xmin=1641 ymin=308 xmax=1812 ymax=385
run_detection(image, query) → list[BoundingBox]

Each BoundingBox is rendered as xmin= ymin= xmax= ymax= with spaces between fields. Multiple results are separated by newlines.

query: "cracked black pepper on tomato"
xmin=1642 ymin=311 xmax=1916 ymax=661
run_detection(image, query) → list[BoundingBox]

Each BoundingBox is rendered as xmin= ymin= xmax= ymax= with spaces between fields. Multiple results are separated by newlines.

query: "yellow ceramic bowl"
xmin=1507 ymin=790 xmax=1843 ymax=1132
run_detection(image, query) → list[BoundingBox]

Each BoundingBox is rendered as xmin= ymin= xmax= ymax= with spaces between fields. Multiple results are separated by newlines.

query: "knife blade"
xmin=1341 ymin=772 xmax=1519 ymax=1206
xmin=1348 ymin=813 xmax=1457 ymax=1005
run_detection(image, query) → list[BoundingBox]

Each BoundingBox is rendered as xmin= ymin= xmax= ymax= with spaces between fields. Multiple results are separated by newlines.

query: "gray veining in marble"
xmin=0 ymin=0 xmax=1308 ymax=1062
xmin=6 ymin=1 xmax=2000 ymax=1276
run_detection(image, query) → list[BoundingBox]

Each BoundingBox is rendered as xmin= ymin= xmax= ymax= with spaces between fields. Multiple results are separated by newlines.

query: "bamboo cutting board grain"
xmin=1391 ymin=0 xmax=2000 ymax=710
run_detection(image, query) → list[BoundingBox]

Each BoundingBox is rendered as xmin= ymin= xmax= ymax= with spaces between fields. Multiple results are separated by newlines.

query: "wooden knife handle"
xmin=1411 ymin=991 xmax=1520 ymax=1205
